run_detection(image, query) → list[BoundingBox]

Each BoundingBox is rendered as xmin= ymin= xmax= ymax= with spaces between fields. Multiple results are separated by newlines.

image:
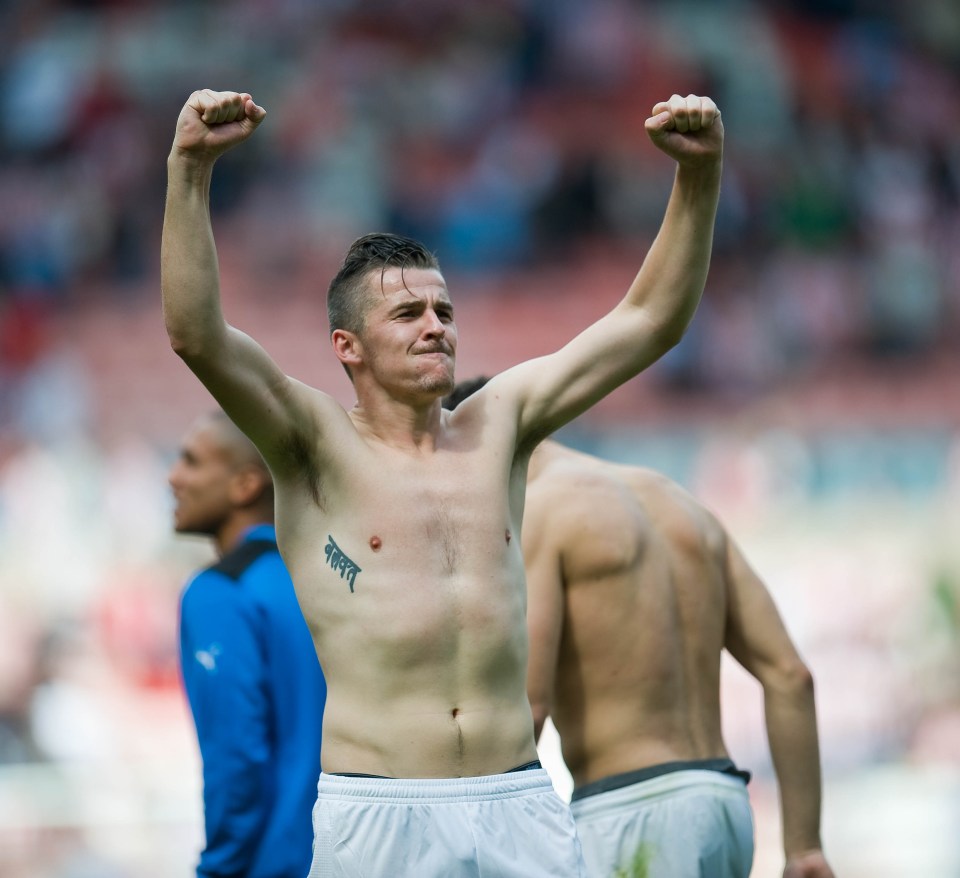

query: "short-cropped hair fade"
xmin=327 ymin=232 xmax=441 ymax=339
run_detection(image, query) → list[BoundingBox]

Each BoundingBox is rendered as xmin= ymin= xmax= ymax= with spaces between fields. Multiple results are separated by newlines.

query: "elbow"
xmin=768 ymin=657 xmax=815 ymax=699
xmin=167 ymin=330 xmax=205 ymax=364
xmin=166 ymin=329 xmax=191 ymax=358
xmin=637 ymin=312 xmax=690 ymax=363
xmin=162 ymin=297 xmax=225 ymax=361
xmin=656 ymin=313 xmax=694 ymax=353
xmin=163 ymin=306 xmax=197 ymax=358
xmin=165 ymin=317 xmax=223 ymax=363
xmin=655 ymin=329 xmax=686 ymax=359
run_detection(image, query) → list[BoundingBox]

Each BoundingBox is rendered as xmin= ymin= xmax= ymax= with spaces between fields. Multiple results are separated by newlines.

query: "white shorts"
xmin=309 ymin=768 xmax=587 ymax=877
xmin=570 ymin=767 xmax=754 ymax=878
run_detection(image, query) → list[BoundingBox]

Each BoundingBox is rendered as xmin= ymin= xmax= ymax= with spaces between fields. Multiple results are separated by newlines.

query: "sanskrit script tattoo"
xmin=324 ymin=535 xmax=362 ymax=593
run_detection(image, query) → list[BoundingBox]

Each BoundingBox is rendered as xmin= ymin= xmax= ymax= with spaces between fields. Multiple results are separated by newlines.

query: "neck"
xmin=350 ymin=392 xmax=445 ymax=450
xmin=215 ymin=516 xmax=272 ymax=556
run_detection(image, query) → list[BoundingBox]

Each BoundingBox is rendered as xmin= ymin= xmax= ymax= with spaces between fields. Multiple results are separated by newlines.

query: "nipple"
xmin=369 ymin=535 xmax=382 ymax=551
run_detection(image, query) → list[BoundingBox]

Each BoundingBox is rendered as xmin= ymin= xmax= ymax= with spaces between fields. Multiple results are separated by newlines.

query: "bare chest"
xmin=281 ymin=444 xmax=521 ymax=599
xmin=284 ymin=449 xmax=526 ymax=668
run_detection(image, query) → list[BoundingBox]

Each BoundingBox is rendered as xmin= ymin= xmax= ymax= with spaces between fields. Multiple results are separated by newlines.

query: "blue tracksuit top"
xmin=179 ymin=524 xmax=326 ymax=878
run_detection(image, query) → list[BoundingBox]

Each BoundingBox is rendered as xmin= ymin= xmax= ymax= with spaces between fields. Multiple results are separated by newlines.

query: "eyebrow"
xmin=387 ymin=298 xmax=453 ymax=315
xmin=387 ymin=299 xmax=422 ymax=315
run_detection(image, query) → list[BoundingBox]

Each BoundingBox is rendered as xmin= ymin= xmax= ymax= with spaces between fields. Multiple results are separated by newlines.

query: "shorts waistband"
xmin=316 ymin=767 xmax=554 ymax=804
xmin=571 ymin=758 xmax=751 ymax=802
xmin=330 ymin=759 xmax=543 ymax=781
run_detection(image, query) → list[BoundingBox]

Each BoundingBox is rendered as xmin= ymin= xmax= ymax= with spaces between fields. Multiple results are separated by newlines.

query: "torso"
xmin=526 ymin=448 xmax=731 ymax=788
xmin=272 ymin=402 xmax=536 ymax=778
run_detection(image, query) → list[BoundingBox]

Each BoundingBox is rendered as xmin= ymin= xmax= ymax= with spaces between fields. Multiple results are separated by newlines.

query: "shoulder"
xmin=182 ymin=537 xmax=282 ymax=603
xmin=635 ymin=469 xmax=727 ymax=555
xmin=522 ymin=461 xmax=588 ymax=550
xmin=209 ymin=538 xmax=280 ymax=582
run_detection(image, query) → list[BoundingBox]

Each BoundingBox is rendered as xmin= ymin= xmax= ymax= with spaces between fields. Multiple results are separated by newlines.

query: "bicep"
xmin=723 ymin=536 xmax=804 ymax=682
xmin=504 ymin=305 xmax=669 ymax=446
xmin=182 ymin=325 xmax=334 ymax=473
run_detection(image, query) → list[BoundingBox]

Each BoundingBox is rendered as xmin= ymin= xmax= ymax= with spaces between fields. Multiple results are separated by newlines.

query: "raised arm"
xmin=162 ymin=90 xmax=320 ymax=471
xmin=498 ymin=94 xmax=723 ymax=448
xmin=722 ymin=534 xmax=835 ymax=878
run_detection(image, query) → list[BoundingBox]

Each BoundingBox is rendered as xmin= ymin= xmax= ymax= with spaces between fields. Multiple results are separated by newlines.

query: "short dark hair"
xmin=442 ymin=376 xmax=490 ymax=410
xmin=327 ymin=232 xmax=441 ymax=338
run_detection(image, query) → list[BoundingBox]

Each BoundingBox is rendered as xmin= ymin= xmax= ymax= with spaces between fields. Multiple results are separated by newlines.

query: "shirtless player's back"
xmin=521 ymin=439 xmax=834 ymax=878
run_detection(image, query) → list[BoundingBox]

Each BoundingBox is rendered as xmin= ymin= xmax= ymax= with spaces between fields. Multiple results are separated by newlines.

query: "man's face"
xmin=168 ymin=421 xmax=236 ymax=536
xmin=358 ymin=266 xmax=458 ymax=397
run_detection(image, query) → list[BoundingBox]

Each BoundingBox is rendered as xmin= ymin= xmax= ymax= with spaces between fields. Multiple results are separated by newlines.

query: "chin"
xmin=424 ymin=375 xmax=455 ymax=397
xmin=173 ymin=511 xmax=206 ymax=535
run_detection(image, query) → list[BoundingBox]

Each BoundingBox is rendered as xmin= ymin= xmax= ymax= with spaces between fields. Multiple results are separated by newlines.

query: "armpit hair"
xmin=278 ymin=428 xmax=326 ymax=510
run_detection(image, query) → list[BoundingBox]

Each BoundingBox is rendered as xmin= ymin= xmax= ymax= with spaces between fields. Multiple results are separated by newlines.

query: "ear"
xmin=332 ymin=328 xmax=363 ymax=371
xmin=230 ymin=466 xmax=269 ymax=507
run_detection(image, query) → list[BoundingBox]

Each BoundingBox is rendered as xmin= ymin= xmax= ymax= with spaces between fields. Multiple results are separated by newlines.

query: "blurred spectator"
xmin=0 ymin=0 xmax=956 ymax=391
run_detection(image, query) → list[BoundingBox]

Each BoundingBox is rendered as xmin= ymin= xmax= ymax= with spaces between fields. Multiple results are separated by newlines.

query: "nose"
xmin=422 ymin=309 xmax=446 ymax=338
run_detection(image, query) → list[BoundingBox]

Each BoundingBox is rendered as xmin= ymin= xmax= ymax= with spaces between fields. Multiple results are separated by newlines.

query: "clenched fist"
xmin=170 ymin=89 xmax=267 ymax=163
xmin=645 ymin=93 xmax=723 ymax=168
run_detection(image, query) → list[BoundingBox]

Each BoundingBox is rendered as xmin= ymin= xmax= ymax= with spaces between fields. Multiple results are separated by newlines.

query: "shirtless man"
xmin=161 ymin=88 xmax=723 ymax=876
xmin=521 ymin=435 xmax=833 ymax=876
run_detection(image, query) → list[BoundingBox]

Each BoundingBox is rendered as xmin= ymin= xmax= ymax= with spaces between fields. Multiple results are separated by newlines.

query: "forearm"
xmin=764 ymin=675 xmax=825 ymax=858
xmin=161 ymin=154 xmax=229 ymax=356
xmin=623 ymin=161 xmax=722 ymax=346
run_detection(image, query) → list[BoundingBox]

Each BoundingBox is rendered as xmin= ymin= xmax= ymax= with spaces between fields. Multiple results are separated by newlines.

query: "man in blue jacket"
xmin=170 ymin=409 xmax=326 ymax=878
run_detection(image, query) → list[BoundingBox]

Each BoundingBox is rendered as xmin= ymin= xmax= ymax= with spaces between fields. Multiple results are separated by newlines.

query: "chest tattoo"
xmin=324 ymin=534 xmax=362 ymax=593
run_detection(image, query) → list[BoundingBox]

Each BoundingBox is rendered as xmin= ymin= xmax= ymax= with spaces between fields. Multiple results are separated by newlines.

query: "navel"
xmin=505 ymin=529 xmax=512 ymax=544
xmin=369 ymin=535 xmax=382 ymax=551
xmin=451 ymin=707 xmax=460 ymax=719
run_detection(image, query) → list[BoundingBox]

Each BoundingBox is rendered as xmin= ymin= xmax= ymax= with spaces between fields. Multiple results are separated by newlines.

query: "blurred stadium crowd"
xmin=1 ymin=1 xmax=960 ymax=875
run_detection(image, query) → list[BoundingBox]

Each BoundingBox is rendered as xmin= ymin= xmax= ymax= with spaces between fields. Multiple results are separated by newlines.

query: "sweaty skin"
xmin=523 ymin=440 xmax=833 ymax=875
xmin=160 ymin=89 xmax=723 ymax=780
